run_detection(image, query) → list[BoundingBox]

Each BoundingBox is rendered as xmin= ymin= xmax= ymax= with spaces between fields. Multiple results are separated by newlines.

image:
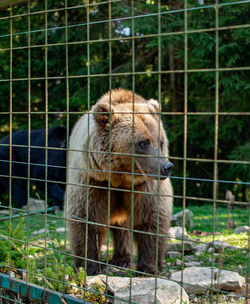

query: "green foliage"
xmin=0 ymin=213 xmax=40 ymax=270
xmin=0 ymin=1 xmax=249 ymax=204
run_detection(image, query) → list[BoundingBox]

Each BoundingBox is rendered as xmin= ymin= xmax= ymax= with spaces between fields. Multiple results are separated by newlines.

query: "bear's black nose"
xmin=163 ymin=162 xmax=174 ymax=176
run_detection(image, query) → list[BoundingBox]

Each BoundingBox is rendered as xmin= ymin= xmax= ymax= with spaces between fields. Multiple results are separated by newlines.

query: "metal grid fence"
xmin=0 ymin=0 xmax=249 ymax=303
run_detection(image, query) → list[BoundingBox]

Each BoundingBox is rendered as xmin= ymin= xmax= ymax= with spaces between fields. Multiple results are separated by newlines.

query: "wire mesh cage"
xmin=0 ymin=0 xmax=249 ymax=303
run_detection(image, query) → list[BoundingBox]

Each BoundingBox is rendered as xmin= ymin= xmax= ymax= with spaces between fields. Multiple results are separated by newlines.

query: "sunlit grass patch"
xmin=174 ymin=204 xmax=248 ymax=233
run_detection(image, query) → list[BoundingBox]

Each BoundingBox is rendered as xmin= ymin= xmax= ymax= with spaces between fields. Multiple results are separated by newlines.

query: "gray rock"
xmin=26 ymin=197 xmax=45 ymax=212
xmin=209 ymin=240 xmax=230 ymax=251
xmin=167 ymin=251 xmax=182 ymax=259
xmin=171 ymin=267 xmax=245 ymax=294
xmin=56 ymin=227 xmax=68 ymax=233
xmin=104 ymin=277 xmax=189 ymax=304
xmin=175 ymin=259 xmax=182 ymax=266
xmin=32 ymin=228 xmax=48 ymax=235
xmin=168 ymin=226 xmax=191 ymax=240
xmin=195 ymin=243 xmax=209 ymax=253
xmin=184 ymin=262 xmax=201 ymax=267
xmin=234 ymin=226 xmax=249 ymax=234
xmin=184 ymin=255 xmax=196 ymax=262
xmin=167 ymin=241 xmax=197 ymax=252
xmin=208 ymin=240 xmax=240 ymax=252
xmin=86 ymin=274 xmax=106 ymax=289
xmin=171 ymin=209 xmax=194 ymax=229
xmin=0 ymin=209 xmax=12 ymax=215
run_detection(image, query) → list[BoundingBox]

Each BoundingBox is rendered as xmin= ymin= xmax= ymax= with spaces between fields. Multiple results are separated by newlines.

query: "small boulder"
xmin=175 ymin=259 xmax=182 ymax=266
xmin=86 ymin=274 xmax=106 ymax=289
xmin=184 ymin=262 xmax=201 ymax=267
xmin=195 ymin=243 xmax=209 ymax=253
xmin=184 ymin=255 xmax=196 ymax=262
xmin=27 ymin=197 xmax=45 ymax=212
xmin=171 ymin=209 xmax=194 ymax=229
xmin=168 ymin=226 xmax=191 ymax=240
xmin=167 ymin=241 xmax=197 ymax=252
xmin=171 ymin=267 xmax=245 ymax=294
xmin=104 ymin=277 xmax=189 ymax=304
xmin=234 ymin=226 xmax=250 ymax=234
xmin=208 ymin=240 xmax=240 ymax=252
xmin=167 ymin=251 xmax=182 ymax=259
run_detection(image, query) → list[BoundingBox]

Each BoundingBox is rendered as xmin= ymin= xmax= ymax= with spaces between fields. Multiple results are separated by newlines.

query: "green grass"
xmin=174 ymin=203 xmax=249 ymax=234
xmin=0 ymin=204 xmax=249 ymax=302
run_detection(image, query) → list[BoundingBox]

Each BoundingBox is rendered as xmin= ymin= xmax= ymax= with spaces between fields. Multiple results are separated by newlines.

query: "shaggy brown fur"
xmin=65 ymin=89 xmax=173 ymax=275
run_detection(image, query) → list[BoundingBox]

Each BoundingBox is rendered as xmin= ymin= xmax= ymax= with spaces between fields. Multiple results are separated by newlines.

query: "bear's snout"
xmin=162 ymin=161 xmax=174 ymax=177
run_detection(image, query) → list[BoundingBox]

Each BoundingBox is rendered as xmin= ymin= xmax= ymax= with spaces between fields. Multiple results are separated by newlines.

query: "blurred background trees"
xmin=0 ymin=0 xmax=249 ymax=204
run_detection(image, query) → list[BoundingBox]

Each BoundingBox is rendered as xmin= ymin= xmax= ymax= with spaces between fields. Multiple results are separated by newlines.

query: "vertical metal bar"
xmin=105 ymin=1 xmax=112 ymax=302
xmin=130 ymin=1 xmax=135 ymax=302
xmin=44 ymin=0 xmax=49 ymax=291
xmin=84 ymin=1 xmax=91 ymax=302
xmin=181 ymin=0 xmax=188 ymax=301
xmin=154 ymin=0 xmax=162 ymax=302
xmin=63 ymin=0 xmax=69 ymax=296
xmin=26 ymin=0 xmax=31 ymax=284
xmin=8 ymin=0 xmax=13 ymax=274
xmin=211 ymin=0 xmax=220 ymax=301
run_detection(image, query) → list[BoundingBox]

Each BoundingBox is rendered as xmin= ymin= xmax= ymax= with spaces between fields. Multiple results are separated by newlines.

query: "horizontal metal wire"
xmin=0 ymin=158 xmax=249 ymax=186
xmin=1 ymin=66 xmax=250 ymax=83
xmin=1 ymin=23 xmax=250 ymax=53
xmin=0 ymin=0 xmax=249 ymax=23
xmin=0 ymin=111 xmax=250 ymax=116
xmin=2 ymin=232 xmax=248 ymax=285
xmin=1 ymin=210 xmax=248 ymax=252
xmin=1 ymin=172 xmax=249 ymax=207
xmin=0 ymin=0 xmax=249 ymax=40
xmin=1 ymin=142 xmax=250 ymax=164
xmin=0 ymin=0 xmax=122 ymax=21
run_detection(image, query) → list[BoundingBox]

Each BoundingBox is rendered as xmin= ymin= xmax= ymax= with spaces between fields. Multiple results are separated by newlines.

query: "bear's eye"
xmin=138 ymin=140 xmax=150 ymax=149
xmin=160 ymin=140 xmax=164 ymax=150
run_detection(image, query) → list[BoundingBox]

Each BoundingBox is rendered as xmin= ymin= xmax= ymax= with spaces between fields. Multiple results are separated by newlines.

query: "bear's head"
xmin=88 ymin=89 xmax=173 ymax=188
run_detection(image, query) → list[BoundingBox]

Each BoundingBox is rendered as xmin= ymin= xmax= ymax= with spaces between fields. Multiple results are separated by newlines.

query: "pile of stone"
xmin=171 ymin=267 xmax=245 ymax=295
xmin=86 ymin=275 xmax=189 ymax=304
xmin=85 ymin=266 xmax=245 ymax=304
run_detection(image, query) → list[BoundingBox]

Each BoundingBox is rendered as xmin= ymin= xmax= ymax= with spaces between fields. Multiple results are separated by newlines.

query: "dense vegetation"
xmin=0 ymin=0 xmax=249 ymax=204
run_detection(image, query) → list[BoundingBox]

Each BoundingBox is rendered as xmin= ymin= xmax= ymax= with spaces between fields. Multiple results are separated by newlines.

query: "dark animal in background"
xmin=0 ymin=127 xmax=67 ymax=209
xmin=66 ymin=89 xmax=173 ymax=275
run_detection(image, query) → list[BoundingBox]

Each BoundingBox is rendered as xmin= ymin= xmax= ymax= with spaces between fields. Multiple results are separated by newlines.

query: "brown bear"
xmin=65 ymin=88 xmax=173 ymax=275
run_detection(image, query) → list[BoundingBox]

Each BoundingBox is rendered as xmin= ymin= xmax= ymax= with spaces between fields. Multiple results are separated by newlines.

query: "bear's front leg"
xmin=134 ymin=195 xmax=168 ymax=275
xmin=110 ymin=221 xmax=131 ymax=269
xmin=135 ymin=223 xmax=166 ymax=275
xmin=68 ymin=218 xmax=101 ymax=275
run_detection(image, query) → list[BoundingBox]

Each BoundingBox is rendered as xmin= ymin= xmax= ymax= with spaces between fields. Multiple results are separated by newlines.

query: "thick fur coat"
xmin=66 ymin=89 xmax=173 ymax=275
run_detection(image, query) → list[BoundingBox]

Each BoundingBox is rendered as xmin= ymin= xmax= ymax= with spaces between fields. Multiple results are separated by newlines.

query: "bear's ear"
xmin=147 ymin=98 xmax=160 ymax=113
xmin=93 ymin=102 xmax=115 ymax=129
